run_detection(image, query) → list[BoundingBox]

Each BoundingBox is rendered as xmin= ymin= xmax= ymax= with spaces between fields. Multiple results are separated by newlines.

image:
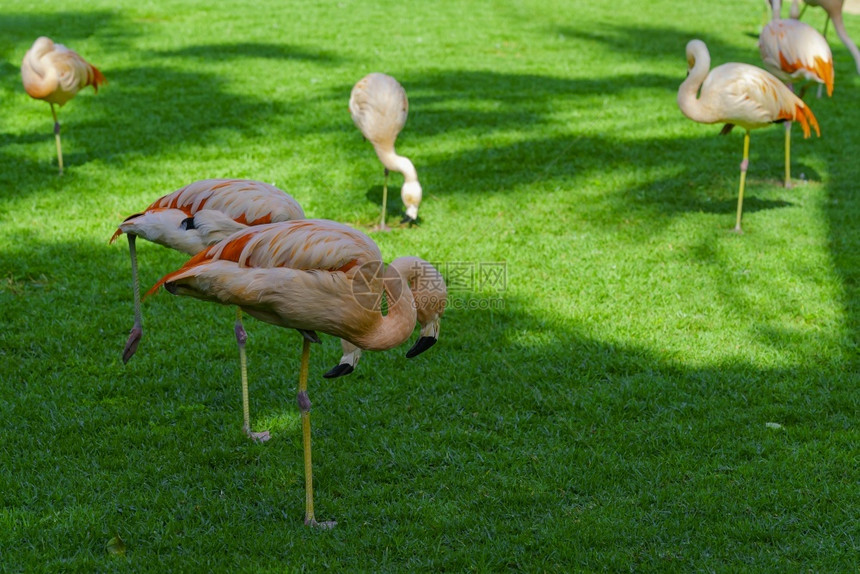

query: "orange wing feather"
xmin=146 ymin=220 xmax=380 ymax=297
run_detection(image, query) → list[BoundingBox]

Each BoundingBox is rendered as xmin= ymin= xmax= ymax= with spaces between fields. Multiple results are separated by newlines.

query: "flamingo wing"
xmin=110 ymin=179 xmax=305 ymax=251
xmin=759 ymin=19 xmax=834 ymax=95
xmin=704 ymin=63 xmax=819 ymax=136
xmin=22 ymin=37 xmax=104 ymax=105
xmin=148 ymin=220 xmax=381 ymax=296
xmin=148 ymin=179 xmax=305 ymax=225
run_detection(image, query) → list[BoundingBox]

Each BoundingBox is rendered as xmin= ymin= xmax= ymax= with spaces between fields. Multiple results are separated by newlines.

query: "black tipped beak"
xmin=406 ymin=336 xmax=437 ymax=358
xmin=323 ymin=363 xmax=354 ymax=379
xmin=299 ymin=329 xmax=321 ymax=344
xmin=400 ymin=215 xmax=417 ymax=225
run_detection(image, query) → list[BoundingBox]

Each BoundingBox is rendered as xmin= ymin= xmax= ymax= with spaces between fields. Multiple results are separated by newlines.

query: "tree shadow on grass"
xmin=0 ymin=232 xmax=855 ymax=567
xmin=0 ymin=11 xmax=117 ymax=57
xmin=159 ymin=42 xmax=341 ymax=64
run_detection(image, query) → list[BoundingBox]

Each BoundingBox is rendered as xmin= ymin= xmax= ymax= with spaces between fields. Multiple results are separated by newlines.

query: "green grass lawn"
xmin=1 ymin=0 xmax=858 ymax=570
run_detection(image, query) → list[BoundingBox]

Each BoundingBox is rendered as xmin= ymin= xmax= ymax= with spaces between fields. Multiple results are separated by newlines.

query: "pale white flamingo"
xmin=111 ymin=179 xmax=305 ymax=441
xmin=678 ymin=39 xmax=819 ymax=232
xmin=349 ymin=73 xmax=422 ymax=229
xmin=760 ymin=0 xmax=833 ymax=186
xmin=21 ymin=37 xmax=106 ymax=175
xmin=791 ymin=0 xmax=860 ymax=74
xmin=146 ymin=219 xmax=446 ymax=528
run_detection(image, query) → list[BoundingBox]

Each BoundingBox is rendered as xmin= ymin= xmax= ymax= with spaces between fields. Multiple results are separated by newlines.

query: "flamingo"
xmin=760 ymin=0 xmax=833 ymax=187
xmin=791 ymin=0 xmax=860 ymax=75
xmin=146 ymin=219 xmax=447 ymax=528
xmin=349 ymin=73 xmax=423 ymax=229
xmin=111 ymin=179 xmax=305 ymax=441
xmin=677 ymin=39 xmax=819 ymax=232
xmin=21 ymin=37 xmax=106 ymax=175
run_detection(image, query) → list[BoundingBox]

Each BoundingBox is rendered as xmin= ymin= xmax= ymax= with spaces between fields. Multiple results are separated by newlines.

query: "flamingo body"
xmin=792 ymin=0 xmax=860 ymax=74
xmin=148 ymin=219 xmax=441 ymax=352
xmin=111 ymin=179 xmax=306 ymax=440
xmin=760 ymin=2 xmax=833 ymax=187
xmin=111 ymin=179 xmax=305 ymax=254
xmin=148 ymin=219 xmax=446 ymax=527
xmin=21 ymin=36 xmax=106 ymax=174
xmin=21 ymin=36 xmax=105 ymax=105
xmin=679 ymin=58 xmax=818 ymax=135
xmin=760 ymin=18 xmax=835 ymax=94
xmin=350 ymin=73 xmax=423 ymax=225
xmin=678 ymin=39 xmax=819 ymax=231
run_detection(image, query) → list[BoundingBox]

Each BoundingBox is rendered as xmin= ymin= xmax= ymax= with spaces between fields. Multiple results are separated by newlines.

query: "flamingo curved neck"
xmin=353 ymin=264 xmax=417 ymax=351
xmin=771 ymin=0 xmax=782 ymax=19
xmin=374 ymin=147 xmax=419 ymax=183
xmin=677 ymin=43 xmax=720 ymax=125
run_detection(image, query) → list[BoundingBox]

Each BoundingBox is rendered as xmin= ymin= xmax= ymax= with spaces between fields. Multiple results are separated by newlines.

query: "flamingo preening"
xmin=21 ymin=37 xmax=106 ymax=175
xmin=677 ymin=39 xmax=819 ymax=232
xmin=350 ymin=73 xmax=423 ymax=229
xmin=791 ymin=0 xmax=860 ymax=75
xmin=111 ymin=179 xmax=305 ymax=441
xmin=760 ymin=0 xmax=833 ymax=186
xmin=147 ymin=219 xmax=447 ymax=528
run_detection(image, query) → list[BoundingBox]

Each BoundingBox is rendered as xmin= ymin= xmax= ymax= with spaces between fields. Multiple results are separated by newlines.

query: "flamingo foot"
xmin=372 ymin=223 xmax=391 ymax=232
xmin=122 ymin=326 xmax=142 ymax=364
xmin=243 ymin=426 xmax=271 ymax=443
xmin=731 ymin=225 xmax=744 ymax=234
xmin=305 ymin=518 xmax=337 ymax=529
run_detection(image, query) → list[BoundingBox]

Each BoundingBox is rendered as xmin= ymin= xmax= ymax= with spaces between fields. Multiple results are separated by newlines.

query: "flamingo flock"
xmin=17 ymin=0 xmax=857 ymax=529
xmin=679 ymin=0 xmax=857 ymax=231
xmin=19 ymin=36 xmax=436 ymax=525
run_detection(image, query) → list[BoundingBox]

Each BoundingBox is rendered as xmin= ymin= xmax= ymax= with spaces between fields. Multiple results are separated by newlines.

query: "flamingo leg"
xmin=122 ymin=234 xmax=143 ymax=363
xmin=297 ymin=338 xmax=335 ymax=528
xmin=51 ymin=103 xmax=63 ymax=176
xmin=784 ymin=121 xmax=793 ymax=189
xmin=377 ymin=168 xmax=391 ymax=231
xmin=734 ymin=131 xmax=751 ymax=233
xmin=237 ymin=308 xmax=270 ymax=442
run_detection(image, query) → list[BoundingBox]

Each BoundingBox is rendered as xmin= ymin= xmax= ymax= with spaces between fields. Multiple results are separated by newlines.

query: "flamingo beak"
xmin=323 ymin=363 xmax=355 ymax=378
xmin=406 ymin=336 xmax=437 ymax=358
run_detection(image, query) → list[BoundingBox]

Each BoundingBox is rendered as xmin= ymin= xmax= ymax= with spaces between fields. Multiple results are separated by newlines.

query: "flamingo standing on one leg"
xmin=791 ymin=0 xmax=860 ymax=74
xmin=760 ymin=0 xmax=834 ymax=187
xmin=677 ymin=39 xmax=820 ymax=232
xmin=21 ymin=37 xmax=106 ymax=175
xmin=350 ymin=73 xmax=423 ymax=229
xmin=147 ymin=219 xmax=447 ymax=528
xmin=111 ymin=179 xmax=305 ymax=441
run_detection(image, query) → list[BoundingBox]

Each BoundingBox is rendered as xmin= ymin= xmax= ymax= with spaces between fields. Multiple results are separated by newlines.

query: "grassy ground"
xmin=0 ymin=0 xmax=858 ymax=570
